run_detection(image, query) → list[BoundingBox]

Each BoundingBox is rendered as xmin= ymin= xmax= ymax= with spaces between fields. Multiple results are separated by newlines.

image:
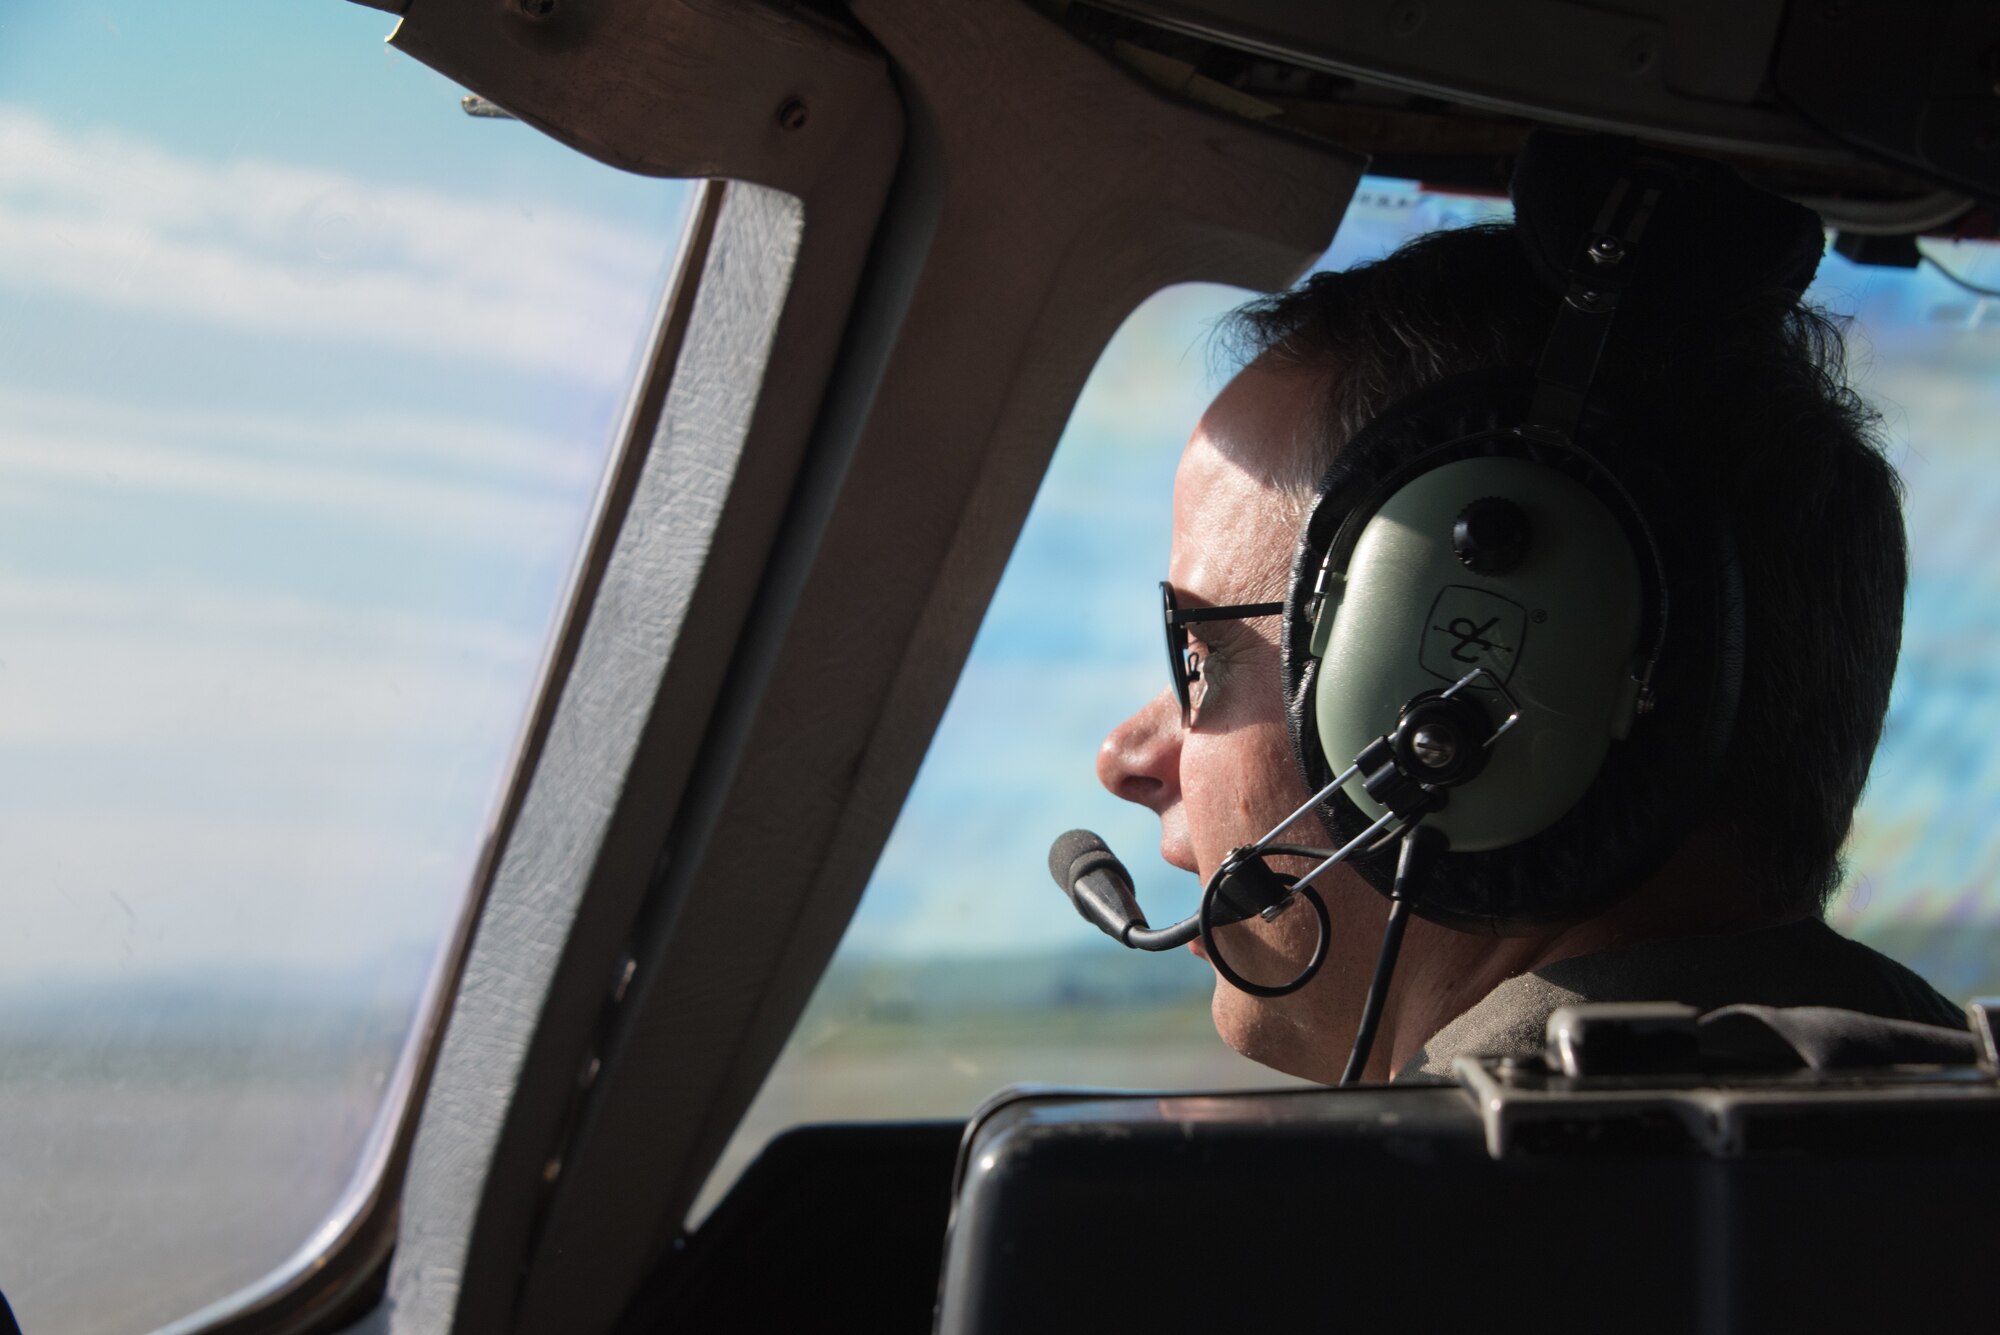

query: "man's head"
xmin=1098 ymin=359 xmax=1380 ymax=1077
xmin=1098 ymin=218 xmax=1905 ymax=1080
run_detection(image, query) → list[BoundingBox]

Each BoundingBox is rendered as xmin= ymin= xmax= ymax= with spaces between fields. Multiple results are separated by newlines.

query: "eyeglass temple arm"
xmin=1168 ymin=600 xmax=1284 ymax=624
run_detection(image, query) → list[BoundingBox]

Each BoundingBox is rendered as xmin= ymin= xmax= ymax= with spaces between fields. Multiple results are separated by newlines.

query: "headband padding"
xmin=1512 ymin=130 xmax=1826 ymax=315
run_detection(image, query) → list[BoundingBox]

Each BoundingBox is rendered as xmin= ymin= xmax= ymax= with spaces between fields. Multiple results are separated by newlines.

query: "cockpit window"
xmin=688 ymin=278 xmax=1299 ymax=1225
xmin=1826 ymin=232 xmax=2000 ymax=993
xmin=2 ymin=5 xmax=694 ymax=1330
xmin=697 ymin=178 xmax=2000 ymax=1219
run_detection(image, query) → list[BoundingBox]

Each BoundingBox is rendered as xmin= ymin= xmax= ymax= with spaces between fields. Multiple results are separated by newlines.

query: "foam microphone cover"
xmin=1049 ymin=829 xmax=1147 ymax=938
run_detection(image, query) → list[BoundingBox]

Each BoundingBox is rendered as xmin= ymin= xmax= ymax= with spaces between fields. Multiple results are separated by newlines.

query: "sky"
xmin=0 ymin=2 xmax=694 ymax=991
xmin=9 ymin=1 xmax=2000 ymax=1004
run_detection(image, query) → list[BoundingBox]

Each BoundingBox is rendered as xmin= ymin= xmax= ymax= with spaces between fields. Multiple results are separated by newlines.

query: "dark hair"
xmin=1227 ymin=221 xmax=1904 ymax=920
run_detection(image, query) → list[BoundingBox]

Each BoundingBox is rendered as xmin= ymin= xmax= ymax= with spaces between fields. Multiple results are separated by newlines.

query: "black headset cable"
xmin=1339 ymin=824 xmax=1444 ymax=1085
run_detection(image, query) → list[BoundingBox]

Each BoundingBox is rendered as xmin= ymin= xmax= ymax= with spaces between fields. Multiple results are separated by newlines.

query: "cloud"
xmin=0 ymin=570 xmax=539 ymax=748
xmin=0 ymin=383 xmax=601 ymax=488
xmin=0 ymin=806 xmax=462 ymax=975
xmin=0 ymin=572 xmax=542 ymax=976
xmin=0 ymin=103 xmax=673 ymax=979
xmin=0 ymin=382 xmax=598 ymax=545
xmin=0 ymin=106 xmax=681 ymax=382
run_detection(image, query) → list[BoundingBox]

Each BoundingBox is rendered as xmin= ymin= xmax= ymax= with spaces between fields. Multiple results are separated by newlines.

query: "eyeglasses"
xmin=1160 ymin=581 xmax=1284 ymax=727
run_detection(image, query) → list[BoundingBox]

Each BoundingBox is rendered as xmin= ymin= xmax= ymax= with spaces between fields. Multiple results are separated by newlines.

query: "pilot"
xmin=1095 ymin=145 xmax=1962 ymax=1084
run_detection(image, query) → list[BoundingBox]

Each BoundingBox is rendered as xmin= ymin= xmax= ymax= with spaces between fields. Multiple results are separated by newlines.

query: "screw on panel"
xmin=460 ymin=95 xmax=518 ymax=120
xmin=1410 ymin=726 xmax=1458 ymax=771
xmin=777 ymin=97 xmax=809 ymax=131
xmin=1619 ymin=35 xmax=1657 ymax=77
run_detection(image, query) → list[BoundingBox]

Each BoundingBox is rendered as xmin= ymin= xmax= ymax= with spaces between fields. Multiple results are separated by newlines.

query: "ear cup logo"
xmin=1420 ymin=585 xmax=1527 ymax=687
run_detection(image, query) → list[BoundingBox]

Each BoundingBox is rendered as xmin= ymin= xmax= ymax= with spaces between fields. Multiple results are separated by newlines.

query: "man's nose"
xmin=1097 ymin=689 xmax=1182 ymax=812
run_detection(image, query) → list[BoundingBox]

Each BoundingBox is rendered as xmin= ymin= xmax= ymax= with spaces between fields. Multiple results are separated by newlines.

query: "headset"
xmin=1053 ymin=131 xmax=1823 ymax=1080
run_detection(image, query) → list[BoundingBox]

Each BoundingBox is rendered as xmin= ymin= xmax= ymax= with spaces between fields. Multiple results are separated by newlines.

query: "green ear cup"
xmin=1310 ymin=456 xmax=1644 ymax=851
xmin=1281 ymin=370 xmax=1742 ymax=932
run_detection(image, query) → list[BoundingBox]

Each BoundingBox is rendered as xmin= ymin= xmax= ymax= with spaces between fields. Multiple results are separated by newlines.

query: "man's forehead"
xmin=1170 ymin=364 xmax=1323 ymax=597
xmin=1197 ymin=361 xmax=1325 ymax=466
